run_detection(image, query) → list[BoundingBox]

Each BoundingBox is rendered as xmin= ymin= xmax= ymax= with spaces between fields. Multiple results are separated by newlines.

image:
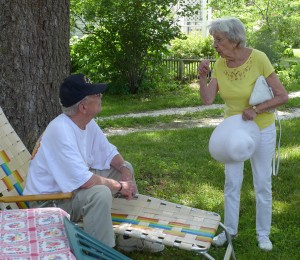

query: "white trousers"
xmin=224 ymin=123 xmax=276 ymax=236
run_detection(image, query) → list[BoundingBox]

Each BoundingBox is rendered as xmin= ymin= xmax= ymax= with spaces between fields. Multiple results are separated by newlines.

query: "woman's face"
xmin=212 ymin=31 xmax=236 ymax=58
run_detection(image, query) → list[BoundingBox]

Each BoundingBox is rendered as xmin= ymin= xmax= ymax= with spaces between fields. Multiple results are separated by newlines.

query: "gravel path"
xmin=99 ymin=91 xmax=300 ymax=136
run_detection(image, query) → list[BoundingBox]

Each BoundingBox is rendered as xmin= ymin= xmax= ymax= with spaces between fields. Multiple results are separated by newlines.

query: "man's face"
xmin=81 ymin=93 xmax=103 ymax=118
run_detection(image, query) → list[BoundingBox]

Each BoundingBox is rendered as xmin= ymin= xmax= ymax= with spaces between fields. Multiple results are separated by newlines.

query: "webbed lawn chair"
xmin=0 ymin=106 xmax=235 ymax=260
xmin=0 ymin=107 xmax=131 ymax=259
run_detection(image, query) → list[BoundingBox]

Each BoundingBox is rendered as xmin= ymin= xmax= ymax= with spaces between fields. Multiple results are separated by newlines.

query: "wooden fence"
xmin=162 ymin=58 xmax=215 ymax=81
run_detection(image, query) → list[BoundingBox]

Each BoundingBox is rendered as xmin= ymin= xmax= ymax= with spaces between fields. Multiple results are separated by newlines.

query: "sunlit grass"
xmin=97 ymin=57 xmax=300 ymax=259
xmin=96 ymin=109 xmax=223 ymax=129
xmin=107 ymin=119 xmax=300 ymax=259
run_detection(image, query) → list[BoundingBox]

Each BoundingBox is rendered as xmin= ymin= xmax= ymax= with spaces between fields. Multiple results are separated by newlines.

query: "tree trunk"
xmin=0 ymin=0 xmax=70 ymax=152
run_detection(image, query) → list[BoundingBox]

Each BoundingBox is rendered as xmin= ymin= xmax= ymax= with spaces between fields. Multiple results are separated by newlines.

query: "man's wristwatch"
xmin=252 ymin=105 xmax=259 ymax=114
xmin=118 ymin=181 xmax=123 ymax=191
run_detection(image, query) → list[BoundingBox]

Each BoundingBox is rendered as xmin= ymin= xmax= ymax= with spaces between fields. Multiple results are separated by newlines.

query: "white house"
xmin=173 ymin=0 xmax=212 ymax=37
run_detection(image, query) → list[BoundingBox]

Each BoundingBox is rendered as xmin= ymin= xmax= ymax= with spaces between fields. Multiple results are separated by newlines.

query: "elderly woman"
xmin=198 ymin=17 xmax=288 ymax=251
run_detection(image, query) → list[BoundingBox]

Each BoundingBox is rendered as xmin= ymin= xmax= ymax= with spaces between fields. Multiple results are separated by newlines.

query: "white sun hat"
xmin=209 ymin=114 xmax=261 ymax=163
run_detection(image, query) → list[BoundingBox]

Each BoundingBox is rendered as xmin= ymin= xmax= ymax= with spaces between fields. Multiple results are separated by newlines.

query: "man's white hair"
xmin=61 ymin=96 xmax=88 ymax=116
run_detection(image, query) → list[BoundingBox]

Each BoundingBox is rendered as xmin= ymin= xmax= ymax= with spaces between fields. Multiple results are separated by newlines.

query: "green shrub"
xmin=248 ymin=28 xmax=284 ymax=64
xmin=169 ymin=32 xmax=216 ymax=58
xmin=283 ymin=47 xmax=294 ymax=58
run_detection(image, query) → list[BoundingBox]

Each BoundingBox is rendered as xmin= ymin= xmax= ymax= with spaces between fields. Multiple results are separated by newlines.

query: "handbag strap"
xmin=273 ymin=110 xmax=281 ymax=176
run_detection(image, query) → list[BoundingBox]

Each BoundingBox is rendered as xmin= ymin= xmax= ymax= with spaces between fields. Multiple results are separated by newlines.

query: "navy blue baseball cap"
xmin=59 ymin=74 xmax=108 ymax=107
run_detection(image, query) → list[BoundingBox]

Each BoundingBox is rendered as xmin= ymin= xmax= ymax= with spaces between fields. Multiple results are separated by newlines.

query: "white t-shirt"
xmin=23 ymin=114 xmax=119 ymax=194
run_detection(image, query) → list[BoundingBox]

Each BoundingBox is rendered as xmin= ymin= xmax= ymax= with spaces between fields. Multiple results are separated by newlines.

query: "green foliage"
xmin=294 ymin=49 xmax=300 ymax=58
xmin=209 ymin=0 xmax=300 ymax=48
xmin=169 ymin=32 xmax=216 ymax=58
xmin=276 ymin=62 xmax=300 ymax=92
xmin=70 ymin=36 xmax=109 ymax=82
xmin=283 ymin=47 xmax=294 ymax=58
xmin=138 ymin=64 xmax=180 ymax=95
xmin=248 ymin=28 xmax=284 ymax=64
xmin=291 ymin=63 xmax=300 ymax=78
xmin=70 ymin=0 xmax=201 ymax=94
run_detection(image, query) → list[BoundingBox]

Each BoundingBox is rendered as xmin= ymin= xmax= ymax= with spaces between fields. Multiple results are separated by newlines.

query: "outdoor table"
xmin=0 ymin=207 xmax=76 ymax=259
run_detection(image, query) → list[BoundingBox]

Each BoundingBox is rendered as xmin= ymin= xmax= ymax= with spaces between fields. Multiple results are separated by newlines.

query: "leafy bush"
xmin=169 ymin=32 xmax=216 ymax=58
xmin=276 ymin=62 xmax=300 ymax=91
xmin=71 ymin=35 xmax=182 ymax=95
xmin=71 ymin=0 xmax=190 ymax=95
xmin=248 ymin=28 xmax=285 ymax=64
xmin=283 ymin=47 xmax=294 ymax=58
xmin=70 ymin=35 xmax=110 ymax=83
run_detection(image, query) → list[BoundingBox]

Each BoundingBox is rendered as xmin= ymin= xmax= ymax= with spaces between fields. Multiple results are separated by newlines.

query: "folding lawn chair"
xmin=0 ymin=106 xmax=235 ymax=259
xmin=0 ymin=106 xmax=72 ymax=210
xmin=0 ymin=106 xmax=130 ymax=259
xmin=112 ymin=194 xmax=235 ymax=260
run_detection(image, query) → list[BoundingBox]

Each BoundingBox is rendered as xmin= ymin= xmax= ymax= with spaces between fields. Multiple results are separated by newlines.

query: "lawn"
xmin=95 ymin=54 xmax=300 ymax=259
xmin=106 ymin=118 xmax=300 ymax=260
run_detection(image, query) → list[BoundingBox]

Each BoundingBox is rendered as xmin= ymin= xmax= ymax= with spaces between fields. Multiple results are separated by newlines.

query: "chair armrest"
xmin=0 ymin=192 xmax=73 ymax=203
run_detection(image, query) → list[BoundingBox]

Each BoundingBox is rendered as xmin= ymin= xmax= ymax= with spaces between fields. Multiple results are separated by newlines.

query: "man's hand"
xmin=118 ymin=181 xmax=137 ymax=200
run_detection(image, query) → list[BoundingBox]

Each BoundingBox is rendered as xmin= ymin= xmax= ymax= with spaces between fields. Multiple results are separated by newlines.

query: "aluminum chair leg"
xmin=219 ymin=222 xmax=236 ymax=260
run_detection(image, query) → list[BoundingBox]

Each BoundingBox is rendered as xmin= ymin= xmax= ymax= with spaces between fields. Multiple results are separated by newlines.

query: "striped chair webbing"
xmin=0 ymin=107 xmax=31 ymax=209
xmin=112 ymin=194 xmax=220 ymax=251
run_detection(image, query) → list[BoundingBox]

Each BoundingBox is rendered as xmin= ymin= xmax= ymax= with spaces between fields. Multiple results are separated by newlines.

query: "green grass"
xmin=107 ymin=119 xmax=300 ymax=260
xmin=100 ymin=85 xmax=224 ymax=117
xmin=97 ymin=109 xmax=223 ymax=130
xmin=96 ymin=55 xmax=300 ymax=259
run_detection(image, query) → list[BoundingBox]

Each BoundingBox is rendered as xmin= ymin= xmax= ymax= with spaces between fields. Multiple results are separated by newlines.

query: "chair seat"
xmin=112 ymin=194 xmax=220 ymax=253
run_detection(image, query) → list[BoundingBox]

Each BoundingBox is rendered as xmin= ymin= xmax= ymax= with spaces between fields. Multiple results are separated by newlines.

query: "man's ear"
xmin=78 ymin=101 xmax=87 ymax=114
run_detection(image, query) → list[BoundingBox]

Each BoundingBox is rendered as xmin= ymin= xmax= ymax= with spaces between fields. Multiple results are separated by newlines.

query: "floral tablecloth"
xmin=0 ymin=207 xmax=76 ymax=260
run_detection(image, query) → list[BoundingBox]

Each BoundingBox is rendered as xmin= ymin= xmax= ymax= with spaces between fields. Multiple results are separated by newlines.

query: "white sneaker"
xmin=117 ymin=235 xmax=164 ymax=253
xmin=212 ymin=231 xmax=228 ymax=247
xmin=258 ymin=235 xmax=273 ymax=251
xmin=212 ymin=231 xmax=236 ymax=247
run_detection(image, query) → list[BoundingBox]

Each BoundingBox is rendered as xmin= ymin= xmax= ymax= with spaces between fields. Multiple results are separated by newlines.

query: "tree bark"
xmin=0 ymin=0 xmax=70 ymax=151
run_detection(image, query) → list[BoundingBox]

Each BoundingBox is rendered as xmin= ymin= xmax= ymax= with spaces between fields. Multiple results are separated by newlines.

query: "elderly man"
xmin=24 ymin=74 xmax=164 ymax=253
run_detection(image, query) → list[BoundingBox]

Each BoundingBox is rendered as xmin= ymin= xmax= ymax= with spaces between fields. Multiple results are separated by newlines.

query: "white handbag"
xmin=249 ymin=75 xmax=281 ymax=176
xmin=249 ymin=76 xmax=274 ymax=105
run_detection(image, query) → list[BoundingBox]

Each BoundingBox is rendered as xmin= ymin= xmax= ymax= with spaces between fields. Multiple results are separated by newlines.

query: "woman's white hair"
xmin=209 ymin=17 xmax=246 ymax=48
